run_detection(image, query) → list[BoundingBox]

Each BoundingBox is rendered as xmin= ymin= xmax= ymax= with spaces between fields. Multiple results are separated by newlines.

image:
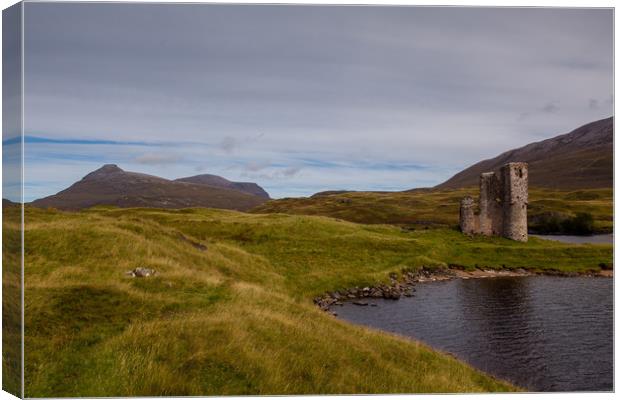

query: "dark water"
xmin=532 ymin=234 xmax=613 ymax=244
xmin=337 ymin=276 xmax=613 ymax=392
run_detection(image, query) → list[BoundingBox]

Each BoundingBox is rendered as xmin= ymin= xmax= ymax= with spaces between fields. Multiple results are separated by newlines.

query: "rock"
xmin=383 ymin=289 xmax=400 ymax=300
xmin=126 ymin=267 xmax=156 ymax=278
xmin=370 ymin=303 xmax=378 ymax=307
xmin=352 ymin=301 xmax=368 ymax=306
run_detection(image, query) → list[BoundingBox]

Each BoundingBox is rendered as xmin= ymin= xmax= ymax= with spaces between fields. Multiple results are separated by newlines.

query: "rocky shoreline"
xmin=313 ymin=265 xmax=612 ymax=314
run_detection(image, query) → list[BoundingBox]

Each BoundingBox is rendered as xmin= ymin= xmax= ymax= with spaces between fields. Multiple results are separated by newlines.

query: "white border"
xmin=0 ymin=1 xmax=616 ymax=400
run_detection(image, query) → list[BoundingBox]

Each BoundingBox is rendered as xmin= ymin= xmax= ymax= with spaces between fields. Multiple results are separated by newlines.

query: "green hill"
xmin=8 ymin=204 xmax=611 ymax=396
xmin=252 ymin=187 xmax=613 ymax=233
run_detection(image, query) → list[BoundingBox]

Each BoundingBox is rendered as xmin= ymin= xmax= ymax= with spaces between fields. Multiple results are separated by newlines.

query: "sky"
xmin=6 ymin=3 xmax=614 ymax=201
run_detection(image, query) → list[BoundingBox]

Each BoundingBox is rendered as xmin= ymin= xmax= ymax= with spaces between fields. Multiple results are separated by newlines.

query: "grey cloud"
xmin=219 ymin=136 xmax=238 ymax=154
xmin=282 ymin=167 xmax=302 ymax=177
xmin=541 ymin=103 xmax=559 ymax=114
xmin=241 ymin=166 xmax=302 ymax=181
xmin=20 ymin=4 xmax=613 ymax=198
xmin=244 ymin=161 xmax=271 ymax=172
xmin=518 ymin=102 xmax=560 ymax=121
xmin=589 ymin=99 xmax=599 ymax=110
xmin=135 ymin=153 xmax=182 ymax=165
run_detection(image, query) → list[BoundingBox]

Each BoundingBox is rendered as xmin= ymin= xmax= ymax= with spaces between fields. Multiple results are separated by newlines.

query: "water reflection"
xmin=337 ymin=276 xmax=612 ymax=392
xmin=532 ymin=234 xmax=613 ymax=244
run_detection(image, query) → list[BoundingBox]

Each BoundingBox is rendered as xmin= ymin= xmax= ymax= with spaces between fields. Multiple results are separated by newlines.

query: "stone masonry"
xmin=459 ymin=162 xmax=528 ymax=242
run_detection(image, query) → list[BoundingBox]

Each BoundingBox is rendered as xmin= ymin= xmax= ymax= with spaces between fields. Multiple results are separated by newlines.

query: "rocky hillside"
xmin=175 ymin=174 xmax=270 ymax=199
xmin=436 ymin=117 xmax=613 ymax=189
xmin=31 ymin=164 xmax=267 ymax=211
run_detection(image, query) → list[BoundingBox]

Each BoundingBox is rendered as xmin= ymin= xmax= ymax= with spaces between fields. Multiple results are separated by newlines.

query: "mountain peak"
xmin=83 ymin=164 xmax=124 ymax=180
xmin=99 ymin=164 xmax=123 ymax=172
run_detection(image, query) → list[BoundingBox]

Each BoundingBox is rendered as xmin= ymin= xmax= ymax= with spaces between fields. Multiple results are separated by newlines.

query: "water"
xmin=336 ymin=276 xmax=613 ymax=392
xmin=532 ymin=234 xmax=613 ymax=244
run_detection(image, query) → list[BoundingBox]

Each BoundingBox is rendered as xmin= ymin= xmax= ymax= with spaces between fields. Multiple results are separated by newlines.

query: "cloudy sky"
xmin=12 ymin=3 xmax=614 ymax=201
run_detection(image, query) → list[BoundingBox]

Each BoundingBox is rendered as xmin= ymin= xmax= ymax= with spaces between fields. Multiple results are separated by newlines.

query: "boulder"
xmin=126 ymin=267 xmax=156 ymax=278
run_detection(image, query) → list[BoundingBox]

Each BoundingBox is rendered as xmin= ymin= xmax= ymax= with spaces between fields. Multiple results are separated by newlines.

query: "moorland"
xmin=4 ymin=191 xmax=611 ymax=396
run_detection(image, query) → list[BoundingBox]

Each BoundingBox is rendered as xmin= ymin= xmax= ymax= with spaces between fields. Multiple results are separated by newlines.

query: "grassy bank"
xmin=252 ymin=187 xmax=613 ymax=233
xmin=13 ymin=204 xmax=612 ymax=396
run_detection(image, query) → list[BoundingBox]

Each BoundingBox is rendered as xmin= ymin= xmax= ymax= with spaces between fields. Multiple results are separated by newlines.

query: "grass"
xmin=5 ymin=202 xmax=612 ymax=396
xmin=2 ymin=205 xmax=21 ymax=397
xmin=252 ymin=187 xmax=613 ymax=233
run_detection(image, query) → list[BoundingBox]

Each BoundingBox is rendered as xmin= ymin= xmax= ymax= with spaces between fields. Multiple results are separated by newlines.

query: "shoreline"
xmin=314 ymin=265 xmax=613 ymax=313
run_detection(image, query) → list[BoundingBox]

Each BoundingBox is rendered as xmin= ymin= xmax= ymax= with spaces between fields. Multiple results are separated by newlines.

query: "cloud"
xmin=20 ymin=4 xmax=613 ymax=199
xmin=518 ymin=102 xmax=560 ymax=121
xmin=589 ymin=98 xmax=599 ymax=110
xmin=541 ymin=102 xmax=559 ymax=114
xmin=244 ymin=160 xmax=271 ymax=172
xmin=241 ymin=165 xmax=302 ymax=181
xmin=134 ymin=153 xmax=182 ymax=165
xmin=282 ymin=166 xmax=302 ymax=177
xmin=15 ymin=135 xmax=162 ymax=147
xmin=219 ymin=136 xmax=238 ymax=153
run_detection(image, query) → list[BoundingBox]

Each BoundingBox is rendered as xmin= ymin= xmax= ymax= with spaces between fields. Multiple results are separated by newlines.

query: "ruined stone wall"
xmin=458 ymin=162 xmax=528 ymax=242
xmin=459 ymin=196 xmax=478 ymax=235
xmin=478 ymin=172 xmax=503 ymax=236
xmin=501 ymin=162 xmax=528 ymax=242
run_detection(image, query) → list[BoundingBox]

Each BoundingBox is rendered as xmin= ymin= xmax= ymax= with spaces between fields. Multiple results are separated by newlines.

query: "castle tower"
xmin=501 ymin=162 xmax=528 ymax=242
xmin=459 ymin=196 xmax=477 ymax=235
xmin=479 ymin=172 xmax=503 ymax=235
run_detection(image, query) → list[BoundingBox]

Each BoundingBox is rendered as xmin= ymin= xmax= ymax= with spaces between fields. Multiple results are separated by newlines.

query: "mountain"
xmin=31 ymin=164 xmax=268 ymax=211
xmin=436 ymin=117 xmax=613 ymax=189
xmin=2 ymin=198 xmax=19 ymax=208
xmin=175 ymin=174 xmax=270 ymax=199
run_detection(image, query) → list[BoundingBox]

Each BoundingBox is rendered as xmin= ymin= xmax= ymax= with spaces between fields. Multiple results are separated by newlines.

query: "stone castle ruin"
xmin=459 ymin=162 xmax=528 ymax=242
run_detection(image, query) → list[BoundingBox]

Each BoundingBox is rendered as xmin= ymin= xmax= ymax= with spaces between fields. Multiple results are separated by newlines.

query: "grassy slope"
xmin=252 ymin=187 xmax=613 ymax=232
xmin=16 ymin=204 xmax=612 ymax=397
xmin=2 ymin=206 xmax=21 ymax=396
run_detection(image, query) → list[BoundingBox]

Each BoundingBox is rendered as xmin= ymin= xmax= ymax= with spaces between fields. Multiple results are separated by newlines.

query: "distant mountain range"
xmin=18 ymin=117 xmax=616 ymax=212
xmin=436 ymin=117 xmax=613 ymax=189
xmin=175 ymin=174 xmax=270 ymax=199
xmin=30 ymin=164 xmax=269 ymax=211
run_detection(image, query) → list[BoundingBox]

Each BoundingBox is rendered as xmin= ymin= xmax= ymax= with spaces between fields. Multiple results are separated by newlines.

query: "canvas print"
xmin=1 ymin=2 xmax=614 ymax=397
